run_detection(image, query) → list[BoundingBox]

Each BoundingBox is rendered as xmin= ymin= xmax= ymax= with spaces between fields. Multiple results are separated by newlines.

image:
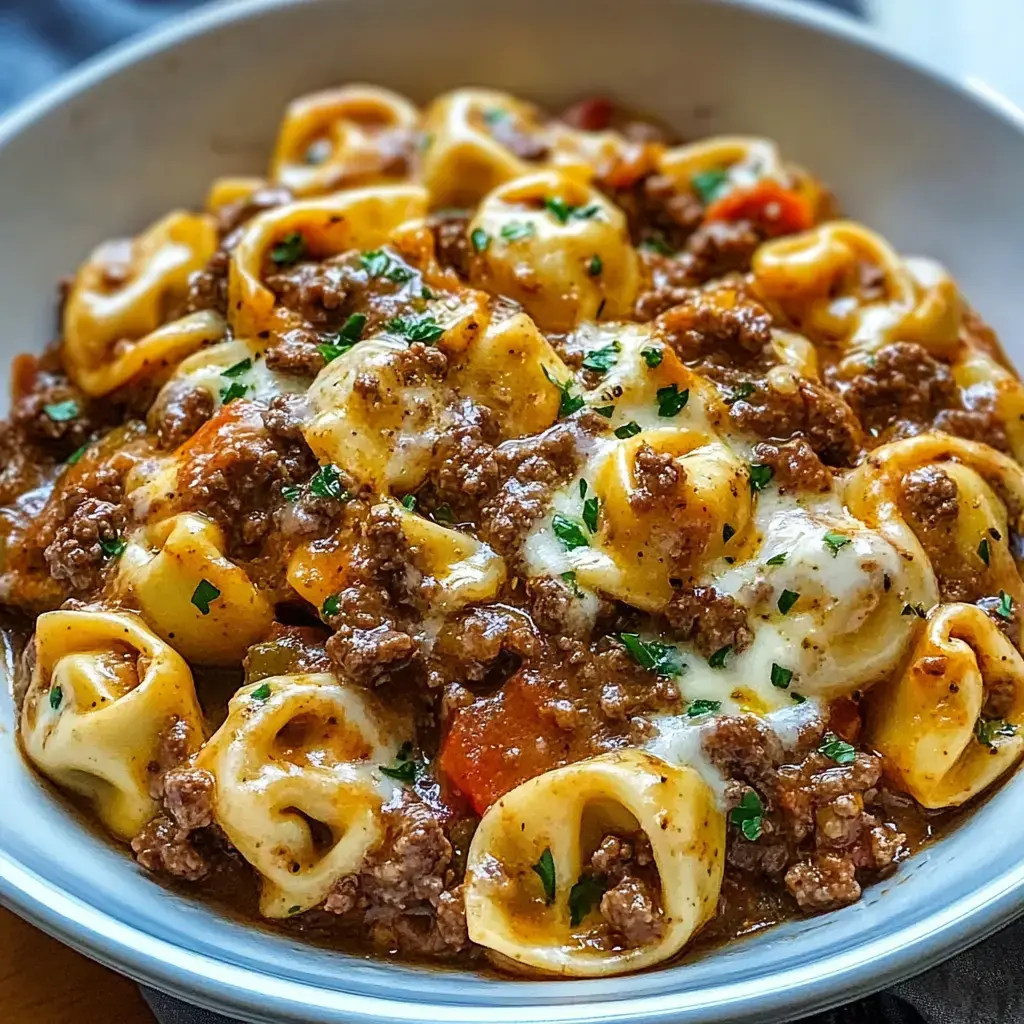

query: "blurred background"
xmin=2 ymin=0 xmax=1024 ymax=116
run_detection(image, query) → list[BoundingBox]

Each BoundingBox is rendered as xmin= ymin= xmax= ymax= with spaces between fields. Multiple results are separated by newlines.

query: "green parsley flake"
xmin=380 ymin=744 xmax=424 ymax=784
xmin=44 ymin=400 xmax=78 ymax=422
xmin=582 ymin=341 xmax=620 ymax=374
xmin=998 ymin=590 xmax=1014 ymax=620
xmin=708 ymin=644 xmax=732 ymax=669
xmin=387 ymin=313 xmax=445 ymax=344
xmin=401 ymin=494 xmax=417 ymax=511
xmin=281 ymin=485 xmax=301 ymax=502
xmin=819 ymin=732 xmax=857 ymax=765
xmin=309 ymin=464 xmax=348 ymax=501
xmin=250 ymin=683 xmax=272 ymax=702
xmin=361 ymin=249 xmax=414 ymax=283
xmin=288 ymin=905 xmax=303 ymax=915
xmin=640 ymin=235 xmax=673 ymax=256
xmin=568 ymin=873 xmax=607 ymax=926
xmin=588 ymin=254 xmax=603 ymax=277
xmin=725 ymin=382 xmax=756 ymax=405
xmin=641 ymin=347 xmax=664 ymax=368
xmin=100 ymin=535 xmax=126 ymax=559
xmin=975 ymin=718 xmax=1016 ymax=748
xmin=777 ymin=589 xmax=800 ymax=616
xmin=748 ymin=463 xmax=774 ymax=492
xmin=543 ymin=197 xmax=601 ymax=225
xmin=657 ymin=384 xmax=689 ymax=418
xmin=470 ymin=228 xmax=490 ymax=253
xmin=902 ymin=603 xmax=927 ymax=619
xmin=322 ymin=594 xmax=340 ymax=619
xmin=66 ymin=444 xmax=88 ymax=466
xmin=579 ymin=479 xmax=588 ymax=498
xmin=594 ymin=405 xmax=615 ymax=418
xmin=614 ymin=421 xmax=642 ymax=439
xmin=823 ymin=530 xmax=852 ymax=556
xmin=770 ymin=663 xmax=793 ymax=689
xmin=483 ymin=108 xmax=509 ymax=126
xmin=978 ymin=538 xmax=991 ymax=566
xmin=220 ymin=381 xmax=247 ymax=404
xmin=542 ymin=366 xmax=585 ymax=418
xmin=432 ymin=504 xmax=456 ymax=525
xmin=560 ymin=570 xmax=583 ymax=597
xmin=221 ymin=358 xmax=252 ymax=378
xmin=791 ymin=691 xmax=808 ymax=704
xmin=532 ymin=847 xmax=556 ymax=904
xmin=618 ymin=633 xmax=684 ymax=677
xmin=271 ymin=232 xmax=306 ymax=266
xmin=582 ymin=496 xmax=600 ymax=534
xmin=552 ymin=513 xmax=590 ymax=551
xmin=49 ymin=685 xmax=63 ymax=711
xmin=766 ymin=551 xmax=787 ymax=566
xmin=318 ymin=341 xmax=354 ymax=364
xmin=691 ymin=168 xmax=730 ymax=204
xmin=500 ymin=220 xmax=536 ymax=242
xmin=729 ymin=789 xmax=764 ymax=841
xmin=687 ymin=699 xmax=722 ymax=718
xmin=191 ymin=579 xmax=221 ymax=615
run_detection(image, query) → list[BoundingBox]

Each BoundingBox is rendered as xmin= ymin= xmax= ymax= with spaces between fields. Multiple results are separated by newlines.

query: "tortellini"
xmin=867 ymin=603 xmax=1024 ymax=808
xmin=117 ymin=513 xmax=274 ymax=665
xmin=196 ymin=673 xmax=403 ymax=917
xmin=752 ymin=221 xmax=962 ymax=362
xmin=20 ymin=609 xmax=204 ymax=840
xmin=270 ymin=85 xmax=420 ymax=196
xmin=63 ymin=212 xmax=219 ymax=395
xmin=468 ymin=171 xmax=640 ymax=330
xmin=464 ymin=750 xmax=724 ymax=976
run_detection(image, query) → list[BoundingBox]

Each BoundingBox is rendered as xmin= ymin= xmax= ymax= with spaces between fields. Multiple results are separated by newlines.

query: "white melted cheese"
xmin=178 ymin=339 xmax=309 ymax=408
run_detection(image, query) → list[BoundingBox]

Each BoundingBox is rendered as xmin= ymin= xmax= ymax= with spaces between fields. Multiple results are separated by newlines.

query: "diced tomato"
xmin=828 ymin=696 xmax=863 ymax=744
xmin=439 ymin=673 xmax=574 ymax=814
xmin=560 ymin=96 xmax=614 ymax=132
xmin=705 ymin=180 xmax=814 ymax=237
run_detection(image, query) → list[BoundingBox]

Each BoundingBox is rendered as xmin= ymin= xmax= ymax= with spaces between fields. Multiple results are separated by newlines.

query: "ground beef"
xmin=432 ymin=400 xmax=502 ymax=516
xmin=9 ymin=362 xmax=108 ymax=456
xmin=163 ymin=767 xmax=215 ymax=831
xmin=634 ymin=255 xmax=698 ymax=320
xmin=263 ymin=328 xmax=327 ymax=376
xmin=630 ymin=443 xmax=681 ymax=511
xmin=146 ymin=717 xmax=195 ymax=800
xmin=43 ymin=496 xmax=127 ymax=591
xmin=901 ymin=466 xmax=959 ymax=527
xmin=428 ymin=605 xmax=539 ymax=688
xmin=527 ymin=575 xmax=588 ymax=636
xmin=730 ymin=376 xmax=864 ymax=467
xmin=430 ymin=211 xmax=472 ymax=278
xmin=131 ymin=814 xmax=208 ymax=882
xmin=610 ymin=173 xmax=704 ymax=251
xmin=678 ymin=220 xmax=763 ymax=284
xmin=933 ymin=404 xmax=1009 ymax=451
xmin=656 ymin=292 xmax=774 ymax=368
xmin=751 ymin=439 xmax=832 ymax=494
xmin=665 ymin=585 xmax=754 ymax=657
xmin=149 ymin=380 xmax=215 ymax=449
xmin=266 ymin=259 xmax=353 ymax=326
xmin=784 ymin=852 xmax=861 ymax=912
xmin=183 ymin=248 xmax=230 ymax=316
xmin=588 ymin=833 xmax=664 ymax=947
xmin=214 ymin=186 xmax=293 ymax=238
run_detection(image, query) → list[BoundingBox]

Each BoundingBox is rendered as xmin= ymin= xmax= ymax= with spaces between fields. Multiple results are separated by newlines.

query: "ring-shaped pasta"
xmin=468 ymin=170 xmax=640 ymax=331
xmin=227 ymin=184 xmax=428 ymax=337
xmin=196 ymin=673 xmax=401 ymax=917
xmin=63 ymin=212 xmax=219 ymax=395
xmin=464 ymin=749 xmax=724 ymax=976
xmin=20 ymin=609 xmax=204 ymax=840
xmin=270 ymin=85 xmax=420 ymax=197
xmin=752 ymin=221 xmax=961 ymax=360
xmin=867 ymin=603 xmax=1024 ymax=808
xmin=117 ymin=512 xmax=274 ymax=665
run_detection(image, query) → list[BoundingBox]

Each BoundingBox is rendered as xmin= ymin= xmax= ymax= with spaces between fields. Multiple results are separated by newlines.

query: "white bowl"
xmin=2 ymin=1 xmax=1024 ymax=1021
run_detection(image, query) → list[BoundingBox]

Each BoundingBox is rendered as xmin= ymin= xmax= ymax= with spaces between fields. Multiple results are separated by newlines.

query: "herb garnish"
xmin=470 ymin=228 xmax=491 ymax=253
xmin=770 ymin=663 xmax=793 ymax=689
xmin=641 ymin=347 xmax=663 ymax=368
xmin=191 ymin=579 xmax=221 ymax=615
xmin=691 ymin=168 xmax=729 ymax=204
xmin=270 ymin=232 xmax=306 ymax=266
xmin=748 ymin=463 xmax=774 ymax=492
xmin=997 ymin=590 xmax=1014 ymax=620
xmin=66 ymin=444 xmax=88 ymax=466
xmin=322 ymin=594 xmax=340 ymax=619
xmin=568 ymin=873 xmax=607 ymax=926
xmin=708 ymin=644 xmax=732 ymax=669
xmin=777 ymin=590 xmax=800 ymax=616
xmin=582 ymin=496 xmax=600 ymax=534
xmin=432 ymin=504 xmax=456 ymax=526
xmin=49 ymin=686 xmax=62 ymax=711
xmin=725 ymin=382 xmax=756 ymax=405
xmin=560 ymin=570 xmax=583 ymax=597
xmin=552 ymin=514 xmax=590 ymax=551
xmin=100 ymin=534 xmax=126 ymax=559
xmin=361 ymin=249 xmax=413 ymax=282
xmin=309 ymin=464 xmax=348 ymax=501
xmin=387 ymin=313 xmax=445 ymax=344
xmin=588 ymin=255 xmax=603 ymax=277
xmin=401 ymin=494 xmax=417 ymax=511
xmin=687 ymin=699 xmax=722 ymax=718
xmin=657 ymin=384 xmax=689 ymax=418
xmin=44 ymin=400 xmax=78 ymax=422
xmin=582 ymin=341 xmax=620 ymax=374
xmin=765 ymin=551 xmax=787 ymax=566
xmin=500 ymin=220 xmax=536 ymax=242
xmin=975 ymin=718 xmax=1016 ymax=748
xmin=380 ymin=742 xmax=424 ymax=784
xmin=978 ymin=538 xmax=991 ymax=567
xmin=593 ymin=405 xmax=615 ymax=418
xmin=614 ymin=421 xmax=641 ymax=439
xmin=618 ymin=633 xmax=684 ymax=677
xmin=819 ymin=732 xmax=857 ymax=765
xmin=823 ymin=530 xmax=851 ymax=556
xmin=250 ymin=683 xmax=271 ymax=702
xmin=729 ymin=789 xmax=764 ymax=841
xmin=542 ymin=366 xmax=585 ymax=418
xmin=222 ymin=358 xmax=252 ymax=378
xmin=219 ymin=382 xmax=247 ymax=404
xmin=532 ymin=847 xmax=556 ymax=904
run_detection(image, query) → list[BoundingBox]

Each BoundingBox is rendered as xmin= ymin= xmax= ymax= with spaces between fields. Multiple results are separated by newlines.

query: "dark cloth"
xmin=4 ymin=2 xmax=1017 ymax=1023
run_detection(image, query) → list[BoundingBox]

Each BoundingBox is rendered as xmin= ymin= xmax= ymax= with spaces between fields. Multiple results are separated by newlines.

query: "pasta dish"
xmin=5 ymin=85 xmax=1023 ymax=976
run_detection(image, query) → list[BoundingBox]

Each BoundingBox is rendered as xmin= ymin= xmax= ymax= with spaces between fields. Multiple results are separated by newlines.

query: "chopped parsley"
xmin=978 ymin=538 xmax=991 ymax=567
xmin=387 ymin=313 xmax=445 ymax=344
xmin=819 ymin=732 xmax=857 ymax=765
xmin=288 ymin=905 xmax=303 ymax=915
xmin=729 ymin=789 xmax=764 ymax=841
xmin=823 ymin=530 xmax=851 ymax=556
xmin=542 ymin=366 xmax=585 ymax=418
xmin=593 ymin=405 xmax=615 ymax=418
xmin=100 ymin=535 xmax=126 ymax=559
xmin=319 ymin=313 xmax=368 ymax=362
xmin=322 ymin=594 xmax=340 ymax=619
xmin=309 ymin=464 xmax=348 ymax=500
xmin=49 ymin=685 xmax=62 ymax=711
xmin=219 ymin=381 xmax=247 ymax=404
xmin=552 ymin=513 xmax=590 ymax=551
xmin=281 ymin=485 xmax=301 ymax=502
xmin=777 ymin=589 xmax=800 ymax=616
xmin=725 ymin=382 xmax=756 ymax=405
xmin=66 ymin=444 xmax=88 ymax=466
xmin=560 ymin=570 xmax=583 ymax=597
xmin=500 ymin=220 xmax=536 ymax=242
xmin=191 ymin=579 xmax=221 ymax=615
xmin=588 ymin=254 xmax=603 ymax=277
xmin=687 ymin=699 xmax=722 ymax=718
xmin=640 ymin=235 xmax=673 ymax=256
xmin=722 ymin=523 xmax=736 ymax=543
xmin=656 ymin=384 xmax=689 ymax=418
xmin=44 ymin=400 xmax=78 ymax=422
xmin=380 ymin=742 xmax=424 ymax=784
xmin=691 ymin=168 xmax=729 ymax=204
xmin=708 ymin=644 xmax=732 ymax=669
xmin=432 ymin=504 xmax=456 ymax=526
xmin=470 ymin=228 xmax=491 ymax=253
xmin=568 ymin=873 xmax=607 ymax=926
xmin=614 ymin=421 xmax=642 ymax=439
xmin=582 ymin=496 xmax=600 ymax=534
xmin=641 ymin=346 xmax=664 ymax=368
xmin=766 ymin=551 xmax=788 ymax=566
xmin=790 ymin=691 xmax=808 ymax=704
xmin=543 ymin=197 xmax=601 ymax=225
xmin=532 ymin=847 xmax=556 ymax=904
xmin=748 ymin=463 xmax=774 ymax=492
xmin=270 ymin=232 xmax=306 ymax=266
xmin=582 ymin=341 xmax=620 ymax=374
xmin=250 ymin=683 xmax=272 ymax=702
xmin=361 ymin=249 xmax=414 ymax=282
xmin=618 ymin=633 xmax=684 ymax=677
xmin=975 ymin=718 xmax=1016 ymax=748
xmin=401 ymin=494 xmax=417 ymax=511
xmin=483 ymin=108 xmax=509 ymax=126
xmin=997 ymin=590 xmax=1014 ymax=620
xmin=318 ymin=341 xmax=353 ymax=363
xmin=902 ymin=603 xmax=927 ymax=619
xmin=770 ymin=663 xmax=793 ymax=689
xmin=221 ymin=358 xmax=252 ymax=378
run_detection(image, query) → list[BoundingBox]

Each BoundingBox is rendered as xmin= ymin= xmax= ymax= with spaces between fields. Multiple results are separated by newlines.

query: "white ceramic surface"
xmin=2 ymin=1 xmax=1024 ymax=1022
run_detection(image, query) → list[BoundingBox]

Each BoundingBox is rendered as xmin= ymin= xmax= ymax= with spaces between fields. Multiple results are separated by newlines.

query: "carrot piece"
xmin=705 ymin=179 xmax=814 ymax=236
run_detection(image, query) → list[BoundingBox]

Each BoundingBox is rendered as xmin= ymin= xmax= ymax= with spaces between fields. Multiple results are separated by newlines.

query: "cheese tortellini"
xmin=20 ymin=609 xmax=204 ymax=839
xmin=465 ymin=750 xmax=724 ymax=976
xmin=196 ymin=673 xmax=403 ymax=917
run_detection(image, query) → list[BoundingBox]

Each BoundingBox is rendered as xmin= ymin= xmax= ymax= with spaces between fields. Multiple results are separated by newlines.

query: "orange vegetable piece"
xmin=705 ymin=179 xmax=814 ymax=236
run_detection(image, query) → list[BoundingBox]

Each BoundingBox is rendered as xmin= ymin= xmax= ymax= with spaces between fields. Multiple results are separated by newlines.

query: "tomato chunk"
xmin=705 ymin=180 xmax=814 ymax=236
xmin=560 ymin=96 xmax=614 ymax=132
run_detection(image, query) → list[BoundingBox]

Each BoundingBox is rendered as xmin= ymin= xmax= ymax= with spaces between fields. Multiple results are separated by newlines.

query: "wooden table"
xmin=0 ymin=904 xmax=153 ymax=1023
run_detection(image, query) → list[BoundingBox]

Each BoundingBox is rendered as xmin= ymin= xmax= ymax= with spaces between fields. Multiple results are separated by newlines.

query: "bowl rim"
xmin=3 ymin=1 xmax=1024 ymax=1021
